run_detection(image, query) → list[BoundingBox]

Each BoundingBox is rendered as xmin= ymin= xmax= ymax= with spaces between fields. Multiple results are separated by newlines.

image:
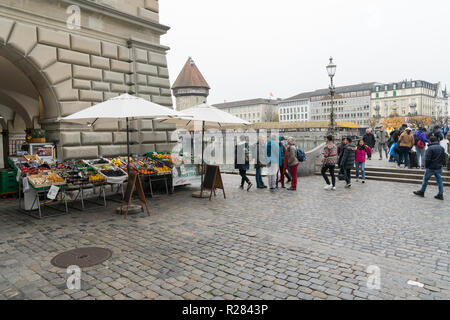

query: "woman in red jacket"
xmin=355 ymin=139 xmax=372 ymax=183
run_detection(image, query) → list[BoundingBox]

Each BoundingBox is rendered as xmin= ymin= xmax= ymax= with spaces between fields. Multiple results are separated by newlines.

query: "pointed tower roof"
xmin=172 ymin=57 xmax=210 ymax=89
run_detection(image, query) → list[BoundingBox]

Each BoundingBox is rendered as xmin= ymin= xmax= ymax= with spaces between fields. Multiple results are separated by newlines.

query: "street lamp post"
xmin=326 ymin=57 xmax=337 ymax=137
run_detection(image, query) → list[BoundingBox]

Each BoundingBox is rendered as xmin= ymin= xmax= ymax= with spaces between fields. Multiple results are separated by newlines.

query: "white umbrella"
xmin=159 ymin=103 xmax=250 ymax=193
xmin=60 ymin=93 xmax=190 ymax=171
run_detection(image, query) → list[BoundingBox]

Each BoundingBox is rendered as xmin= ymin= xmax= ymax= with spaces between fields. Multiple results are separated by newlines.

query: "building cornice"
xmin=61 ymin=0 xmax=170 ymax=35
xmin=128 ymin=37 xmax=170 ymax=53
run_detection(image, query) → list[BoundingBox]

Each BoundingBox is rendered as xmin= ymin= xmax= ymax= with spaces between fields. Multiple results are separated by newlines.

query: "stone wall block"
xmin=140 ymin=132 xmax=167 ymax=143
xmin=73 ymin=79 xmax=91 ymax=90
xmin=53 ymin=79 xmax=79 ymax=101
xmin=148 ymin=76 xmax=170 ymax=88
xmin=71 ymin=34 xmax=101 ymax=55
xmin=103 ymin=70 xmax=125 ymax=84
xmin=136 ymin=63 xmax=158 ymax=76
xmin=37 ymin=27 xmax=70 ymax=49
xmin=99 ymin=145 xmax=122 ymax=157
xmin=140 ymin=120 xmax=153 ymax=130
xmin=153 ymin=121 xmax=176 ymax=130
xmin=27 ymin=44 xmax=57 ymax=69
xmin=138 ymin=7 xmax=159 ymax=23
xmin=61 ymin=132 xmax=81 ymax=146
xmin=111 ymin=84 xmax=129 ymax=93
xmin=144 ymin=0 xmax=159 ymax=13
xmin=63 ymin=146 xmax=98 ymax=160
xmin=118 ymin=46 xmax=131 ymax=62
xmin=60 ymin=101 xmax=91 ymax=117
xmin=92 ymin=81 xmax=110 ymax=91
xmin=152 ymin=95 xmax=173 ymax=106
xmin=155 ymin=143 xmax=177 ymax=153
xmin=158 ymin=67 xmax=169 ymax=78
xmin=160 ymin=88 xmax=172 ymax=96
xmin=7 ymin=22 xmax=37 ymax=55
xmin=141 ymin=144 xmax=156 ymax=154
xmin=104 ymin=92 xmax=120 ymax=100
xmin=134 ymin=48 xmax=148 ymax=63
xmin=137 ymin=94 xmax=151 ymax=101
xmin=137 ymin=85 xmax=160 ymax=95
xmin=94 ymin=120 xmax=119 ymax=131
xmin=79 ymin=90 xmax=103 ymax=102
xmin=0 ymin=17 xmax=14 ymax=44
xmin=113 ymin=132 xmax=139 ymax=144
xmin=73 ymin=65 xmax=102 ymax=81
xmin=148 ymin=52 xmax=167 ymax=67
xmin=101 ymin=42 xmax=118 ymax=59
xmin=81 ymin=132 xmax=113 ymax=145
xmin=119 ymin=119 xmax=139 ymax=131
xmin=43 ymin=62 xmax=72 ymax=84
xmin=58 ymin=48 xmax=90 ymax=66
xmin=110 ymin=59 xmax=132 ymax=73
xmin=136 ymin=74 xmax=147 ymax=85
xmin=91 ymin=55 xmax=110 ymax=70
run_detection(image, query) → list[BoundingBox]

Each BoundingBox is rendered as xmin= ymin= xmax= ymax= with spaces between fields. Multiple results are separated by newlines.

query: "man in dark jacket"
xmin=390 ymin=124 xmax=408 ymax=145
xmin=414 ymin=136 xmax=446 ymax=200
xmin=427 ymin=125 xmax=444 ymax=142
xmin=340 ymin=137 xmax=357 ymax=188
xmin=363 ymin=129 xmax=376 ymax=160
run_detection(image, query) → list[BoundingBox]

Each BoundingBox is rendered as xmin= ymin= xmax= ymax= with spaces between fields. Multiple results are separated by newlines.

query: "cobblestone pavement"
xmin=0 ymin=175 xmax=449 ymax=300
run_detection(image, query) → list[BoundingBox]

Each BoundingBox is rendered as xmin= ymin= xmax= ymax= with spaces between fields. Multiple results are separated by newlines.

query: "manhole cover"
xmin=51 ymin=247 xmax=112 ymax=268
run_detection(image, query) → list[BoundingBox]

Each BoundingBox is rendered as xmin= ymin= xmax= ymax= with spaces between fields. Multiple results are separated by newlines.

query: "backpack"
xmin=296 ymin=147 xmax=306 ymax=162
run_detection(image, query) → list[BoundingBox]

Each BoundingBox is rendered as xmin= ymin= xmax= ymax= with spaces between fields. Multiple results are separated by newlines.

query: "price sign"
xmin=47 ymin=185 xmax=60 ymax=200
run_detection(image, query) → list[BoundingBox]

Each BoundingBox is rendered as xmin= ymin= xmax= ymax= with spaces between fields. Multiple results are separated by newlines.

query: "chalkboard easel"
xmin=200 ymin=165 xmax=226 ymax=201
xmin=120 ymin=170 xmax=150 ymax=219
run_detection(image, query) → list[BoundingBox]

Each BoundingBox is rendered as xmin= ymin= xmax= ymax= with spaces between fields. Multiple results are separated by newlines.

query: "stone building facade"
xmin=213 ymin=98 xmax=280 ymax=123
xmin=0 ymin=0 xmax=176 ymax=164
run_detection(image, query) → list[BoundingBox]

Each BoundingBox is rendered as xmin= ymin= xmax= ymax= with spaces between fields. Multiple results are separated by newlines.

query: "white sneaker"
xmin=324 ymin=185 xmax=333 ymax=191
xmin=331 ymin=187 xmax=336 ymax=191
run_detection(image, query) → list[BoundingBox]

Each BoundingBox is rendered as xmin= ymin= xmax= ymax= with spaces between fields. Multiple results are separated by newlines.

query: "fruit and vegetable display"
xmin=85 ymin=159 xmax=127 ymax=183
xmin=109 ymin=156 xmax=172 ymax=176
xmin=27 ymin=170 xmax=66 ymax=189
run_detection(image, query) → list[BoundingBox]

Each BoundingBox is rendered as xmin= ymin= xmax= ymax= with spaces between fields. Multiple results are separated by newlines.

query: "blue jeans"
xmin=420 ymin=168 xmax=444 ymax=195
xmin=355 ymin=161 xmax=365 ymax=180
xmin=398 ymin=146 xmax=410 ymax=167
xmin=416 ymin=148 xmax=425 ymax=167
xmin=255 ymin=167 xmax=263 ymax=186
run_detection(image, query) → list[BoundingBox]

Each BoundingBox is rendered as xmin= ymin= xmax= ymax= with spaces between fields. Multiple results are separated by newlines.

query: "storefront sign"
xmin=173 ymin=165 xmax=201 ymax=187
xmin=47 ymin=185 xmax=60 ymax=200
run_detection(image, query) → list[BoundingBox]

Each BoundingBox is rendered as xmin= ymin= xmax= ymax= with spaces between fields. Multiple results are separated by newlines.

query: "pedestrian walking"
xmin=267 ymin=135 xmax=281 ymax=192
xmin=253 ymin=136 xmax=268 ymax=189
xmin=414 ymin=136 xmax=446 ymax=200
xmin=235 ymin=136 xmax=253 ymax=191
xmin=355 ymin=139 xmax=372 ymax=183
xmin=376 ymin=126 xmax=389 ymax=160
xmin=397 ymin=128 xmax=414 ymax=168
xmin=413 ymin=127 xmax=430 ymax=169
xmin=441 ymin=123 xmax=450 ymax=139
xmin=339 ymin=137 xmax=357 ymax=188
xmin=286 ymin=137 xmax=299 ymax=191
xmin=321 ymin=135 xmax=338 ymax=191
xmin=277 ymin=137 xmax=291 ymax=188
xmin=363 ymin=129 xmax=376 ymax=160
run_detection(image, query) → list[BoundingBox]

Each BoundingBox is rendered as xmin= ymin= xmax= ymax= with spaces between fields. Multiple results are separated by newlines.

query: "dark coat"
xmin=340 ymin=144 xmax=357 ymax=169
xmin=235 ymin=142 xmax=250 ymax=170
xmin=252 ymin=142 xmax=267 ymax=169
xmin=427 ymin=129 xmax=444 ymax=142
xmin=363 ymin=133 xmax=376 ymax=148
xmin=425 ymin=142 xmax=446 ymax=170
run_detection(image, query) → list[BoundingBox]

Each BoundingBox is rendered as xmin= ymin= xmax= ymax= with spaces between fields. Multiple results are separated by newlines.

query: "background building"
xmin=0 ymin=0 xmax=175 ymax=166
xmin=371 ymin=80 xmax=447 ymax=119
xmin=278 ymin=92 xmax=312 ymax=123
xmin=172 ymin=57 xmax=210 ymax=111
xmin=305 ymin=83 xmax=376 ymax=128
xmin=213 ymin=98 xmax=280 ymax=123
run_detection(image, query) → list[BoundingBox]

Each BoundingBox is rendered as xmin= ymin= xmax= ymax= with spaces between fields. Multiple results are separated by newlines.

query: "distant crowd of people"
xmin=234 ymin=123 xmax=447 ymax=200
xmin=234 ymin=135 xmax=305 ymax=192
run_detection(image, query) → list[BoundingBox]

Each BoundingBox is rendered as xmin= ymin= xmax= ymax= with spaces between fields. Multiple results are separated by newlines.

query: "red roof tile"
xmin=172 ymin=57 xmax=210 ymax=89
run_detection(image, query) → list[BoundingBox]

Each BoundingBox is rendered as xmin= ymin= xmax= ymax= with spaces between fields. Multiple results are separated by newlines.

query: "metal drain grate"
xmin=51 ymin=247 xmax=112 ymax=268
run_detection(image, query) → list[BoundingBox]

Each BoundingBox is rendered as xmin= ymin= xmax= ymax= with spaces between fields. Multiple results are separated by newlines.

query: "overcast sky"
xmin=159 ymin=0 xmax=450 ymax=105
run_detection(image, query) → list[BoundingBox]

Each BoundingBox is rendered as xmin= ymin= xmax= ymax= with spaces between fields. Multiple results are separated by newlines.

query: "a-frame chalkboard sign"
xmin=200 ymin=165 xmax=226 ymax=201
xmin=120 ymin=170 xmax=150 ymax=219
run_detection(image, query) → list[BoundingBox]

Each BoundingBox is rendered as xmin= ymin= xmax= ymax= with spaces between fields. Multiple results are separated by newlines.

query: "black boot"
xmin=413 ymin=191 xmax=425 ymax=197
xmin=435 ymin=194 xmax=444 ymax=201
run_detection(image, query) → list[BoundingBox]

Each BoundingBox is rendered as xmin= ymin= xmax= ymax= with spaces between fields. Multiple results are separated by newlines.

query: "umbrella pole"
xmin=200 ymin=120 xmax=205 ymax=197
xmin=126 ymin=117 xmax=131 ymax=173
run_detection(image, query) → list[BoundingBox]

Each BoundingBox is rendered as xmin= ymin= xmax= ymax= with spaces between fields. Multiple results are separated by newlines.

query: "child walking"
xmin=355 ymin=139 xmax=372 ymax=183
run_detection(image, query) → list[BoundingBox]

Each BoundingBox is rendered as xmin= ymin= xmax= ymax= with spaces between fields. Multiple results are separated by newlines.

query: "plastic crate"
xmin=0 ymin=169 xmax=19 ymax=194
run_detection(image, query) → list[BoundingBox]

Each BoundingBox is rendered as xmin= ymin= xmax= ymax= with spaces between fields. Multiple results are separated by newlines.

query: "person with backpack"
xmin=322 ymin=135 xmax=338 ymax=191
xmin=235 ymin=135 xmax=253 ymax=191
xmin=397 ymin=127 xmax=414 ymax=168
xmin=414 ymin=136 xmax=446 ymax=200
xmin=413 ymin=127 xmax=430 ymax=169
xmin=339 ymin=137 xmax=357 ymax=188
xmin=376 ymin=126 xmax=389 ymax=160
xmin=355 ymin=139 xmax=372 ymax=184
xmin=441 ymin=123 xmax=450 ymax=139
xmin=363 ymin=129 xmax=376 ymax=160
xmin=286 ymin=137 xmax=299 ymax=191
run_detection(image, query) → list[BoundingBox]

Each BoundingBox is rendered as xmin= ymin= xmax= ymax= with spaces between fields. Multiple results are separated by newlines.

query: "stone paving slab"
xmin=0 ymin=174 xmax=448 ymax=300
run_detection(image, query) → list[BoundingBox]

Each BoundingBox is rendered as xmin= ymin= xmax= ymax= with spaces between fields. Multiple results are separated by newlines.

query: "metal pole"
xmin=329 ymin=76 xmax=335 ymax=137
xmin=126 ymin=117 xmax=131 ymax=173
